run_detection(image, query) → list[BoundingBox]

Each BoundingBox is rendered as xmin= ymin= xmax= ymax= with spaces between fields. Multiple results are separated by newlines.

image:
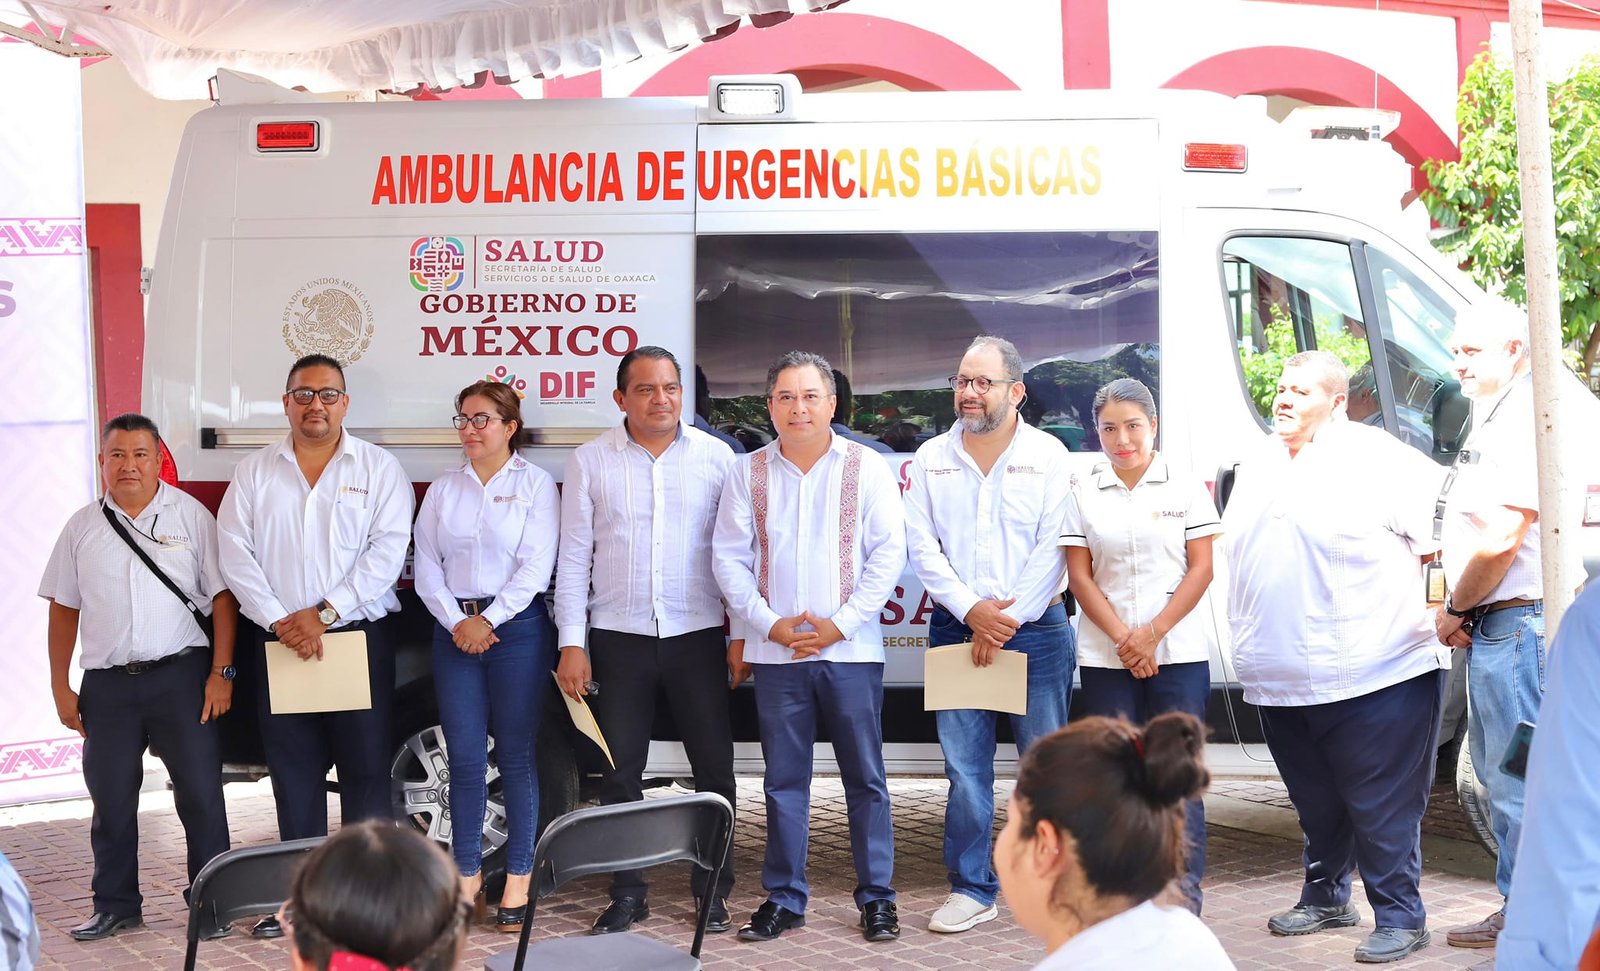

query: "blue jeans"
xmin=1078 ymin=661 xmax=1210 ymax=913
xmin=752 ymin=661 xmax=895 ymax=913
xmin=1466 ymin=602 xmax=1546 ymax=897
xmin=932 ymin=602 xmax=1075 ymax=906
xmin=432 ymin=599 xmax=556 ymax=876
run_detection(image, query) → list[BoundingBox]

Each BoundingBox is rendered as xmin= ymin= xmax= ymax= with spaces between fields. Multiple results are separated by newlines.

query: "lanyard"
xmin=1431 ymin=379 xmax=1518 ymax=542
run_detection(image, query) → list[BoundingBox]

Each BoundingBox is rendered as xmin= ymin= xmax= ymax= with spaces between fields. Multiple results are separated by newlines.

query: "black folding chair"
xmin=485 ymin=792 xmax=734 ymax=971
xmin=182 ymin=837 xmax=325 ymax=971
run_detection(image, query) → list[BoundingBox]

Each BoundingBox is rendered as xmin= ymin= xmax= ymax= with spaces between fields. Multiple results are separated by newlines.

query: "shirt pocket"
xmin=332 ymin=496 xmax=371 ymax=550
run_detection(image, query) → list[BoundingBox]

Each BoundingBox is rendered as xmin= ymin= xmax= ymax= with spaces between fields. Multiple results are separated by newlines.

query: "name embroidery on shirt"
xmin=340 ymin=485 xmax=369 ymax=497
xmin=493 ymin=495 xmax=520 ymax=503
xmin=1006 ymin=465 xmax=1041 ymax=475
xmin=1155 ymin=510 xmax=1186 ymax=520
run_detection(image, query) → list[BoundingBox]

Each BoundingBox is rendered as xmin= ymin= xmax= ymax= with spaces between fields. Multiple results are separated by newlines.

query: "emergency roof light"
xmin=707 ymin=74 xmax=800 ymax=121
xmin=1183 ymin=143 xmax=1248 ymax=173
xmin=256 ymin=121 xmax=320 ymax=152
xmin=1282 ymin=106 xmax=1402 ymax=142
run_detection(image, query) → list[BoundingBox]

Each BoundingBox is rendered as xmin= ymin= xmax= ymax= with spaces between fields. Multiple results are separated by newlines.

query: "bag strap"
xmin=101 ymin=503 xmax=210 ymax=632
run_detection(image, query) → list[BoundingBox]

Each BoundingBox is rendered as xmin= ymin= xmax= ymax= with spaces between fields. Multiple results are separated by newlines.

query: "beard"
xmin=958 ymin=402 xmax=1009 ymax=436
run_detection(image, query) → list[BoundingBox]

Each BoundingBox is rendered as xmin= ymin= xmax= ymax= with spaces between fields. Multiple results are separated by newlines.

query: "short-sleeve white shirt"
xmin=1031 ymin=900 xmax=1235 ymax=971
xmin=1059 ymin=455 xmax=1222 ymax=668
xmin=1223 ymin=421 xmax=1449 ymax=706
xmin=413 ymin=453 xmax=560 ymax=631
xmin=38 ymin=482 xmax=226 ymax=669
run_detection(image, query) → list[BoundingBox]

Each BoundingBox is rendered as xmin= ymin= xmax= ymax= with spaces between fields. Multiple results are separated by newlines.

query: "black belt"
xmin=104 ymin=646 xmax=203 ymax=676
xmin=458 ymin=596 xmax=495 ymax=617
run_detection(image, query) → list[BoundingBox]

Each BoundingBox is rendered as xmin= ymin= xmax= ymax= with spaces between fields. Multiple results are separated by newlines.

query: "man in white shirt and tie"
xmin=1224 ymin=350 xmax=1447 ymax=964
xmin=553 ymin=346 xmax=739 ymax=936
xmin=903 ymin=335 xmax=1075 ymax=934
xmin=713 ymin=350 xmax=907 ymax=945
xmin=217 ymin=353 xmax=413 ymax=938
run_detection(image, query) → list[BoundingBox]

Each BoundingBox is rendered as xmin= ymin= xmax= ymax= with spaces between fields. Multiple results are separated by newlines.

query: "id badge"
xmin=1424 ymin=560 xmax=1447 ymax=605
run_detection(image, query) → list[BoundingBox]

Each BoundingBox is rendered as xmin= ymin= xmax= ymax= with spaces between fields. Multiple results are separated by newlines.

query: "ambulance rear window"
xmin=694 ymin=231 xmax=1159 ymax=454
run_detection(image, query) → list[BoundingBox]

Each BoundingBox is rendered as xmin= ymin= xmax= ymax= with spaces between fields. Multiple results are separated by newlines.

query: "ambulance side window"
xmin=694 ymin=232 xmax=1160 ymax=454
xmin=1364 ymin=247 xmax=1466 ymax=464
xmin=1223 ymin=236 xmax=1374 ymax=426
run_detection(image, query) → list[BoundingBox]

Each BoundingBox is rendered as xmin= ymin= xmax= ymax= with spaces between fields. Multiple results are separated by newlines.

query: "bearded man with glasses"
xmin=217 ymin=353 xmax=413 ymax=939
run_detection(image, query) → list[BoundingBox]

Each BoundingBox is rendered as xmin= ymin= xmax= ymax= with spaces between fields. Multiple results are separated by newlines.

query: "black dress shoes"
xmin=590 ymin=896 xmax=649 ymax=935
xmin=695 ymin=896 xmax=731 ymax=932
xmin=69 ymin=912 xmax=143 ymax=941
xmin=860 ymin=899 xmax=900 ymax=942
xmin=737 ymin=900 xmax=805 ymax=941
xmin=251 ymin=915 xmax=285 ymax=939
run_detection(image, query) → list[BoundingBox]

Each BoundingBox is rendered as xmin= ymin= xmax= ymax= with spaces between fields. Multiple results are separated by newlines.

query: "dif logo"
xmin=540 ymin=371 xmax=596 ymax=400
xmin=409 ymin=235 xmax=467 ymax=293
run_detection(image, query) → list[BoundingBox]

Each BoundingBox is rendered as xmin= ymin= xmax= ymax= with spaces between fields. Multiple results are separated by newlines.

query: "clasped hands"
xmin=769 ymin=612 xmax=845 ymax=660
xmin=451 ymin=615 xmax=498 ymax=655
xmin=273 ymin=607 xmax=329 ymax=660
xmin=1115 ymin=622 xmax=1160 ymax=679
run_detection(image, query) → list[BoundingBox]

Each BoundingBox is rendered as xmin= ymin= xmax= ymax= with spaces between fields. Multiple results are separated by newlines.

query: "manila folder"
xmin=553 ymin=672 xmax=615 ymax=769
xmin=265 ymin=630 xmax=372 ymax=714
xmin=923 ymin=642 xmax=1028 ymax=716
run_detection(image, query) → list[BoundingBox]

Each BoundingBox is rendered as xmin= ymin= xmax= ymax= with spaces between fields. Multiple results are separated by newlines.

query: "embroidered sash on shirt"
xmin=750 ymin=442 xmax=865 ymax=605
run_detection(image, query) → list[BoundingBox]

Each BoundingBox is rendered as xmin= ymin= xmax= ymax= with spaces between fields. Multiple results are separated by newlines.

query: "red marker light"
xmin=256 ymin=122 xmax=319 ymax=152
xmin=1183 ymin=143 xmax=1248 ymax=172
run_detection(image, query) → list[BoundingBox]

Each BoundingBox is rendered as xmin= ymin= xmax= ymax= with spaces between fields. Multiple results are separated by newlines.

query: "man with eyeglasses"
xmin=903 ymin=334 xmax=1075 ymax=934
xmin=217 ymin=353 xmax=412 ymax=939
xmin=713 ymin=350 xmax=906 ymax=944
xmin=552 ymin=346 xmax=740 ymax=936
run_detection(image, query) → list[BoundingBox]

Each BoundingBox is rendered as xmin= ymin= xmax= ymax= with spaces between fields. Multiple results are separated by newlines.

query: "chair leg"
xmin=182 ymin=935 xmax=199 ymax=971
xmin=511 ymin=897 xmax=539 ymax=971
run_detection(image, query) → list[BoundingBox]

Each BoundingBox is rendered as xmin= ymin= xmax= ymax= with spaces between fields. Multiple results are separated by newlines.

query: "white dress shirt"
xmin=414 ymin=453 xmax=559 ymax=631
xmin=38 ymin=482 xmax=226 ymax=669
xmin=218 ymin=432 xmax=413 ymax=629
xmin=1223 ymin=421 xmax=1449 ymax=706
xmin=554 ymin=422 xmax=734 ymax=649
xmin=903 ymin=419 xmax=1071 ymax=625
xmin=1441 ymin=373 xmax=1583 ymax=603
xmin=1060 ymin=455 xmax=1223 ymax=668
xmin=713 ymin=433 xmax=906 ymax=665
xmin=1032 ymin=900 xmax=1235 ymax=971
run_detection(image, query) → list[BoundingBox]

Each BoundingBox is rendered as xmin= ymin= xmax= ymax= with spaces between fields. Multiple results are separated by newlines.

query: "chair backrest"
xmin=508 ymin=792 xmax=733 ymax=971
xmin=183 ymin=836 xmax=325 ymax=971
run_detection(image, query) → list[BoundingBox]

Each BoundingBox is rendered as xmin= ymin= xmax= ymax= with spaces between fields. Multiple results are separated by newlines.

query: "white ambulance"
xmin=143 ymin=74 xmax=1559 ymax=864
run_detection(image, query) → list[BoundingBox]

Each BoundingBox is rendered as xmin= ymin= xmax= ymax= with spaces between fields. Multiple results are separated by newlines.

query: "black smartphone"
xmin=1500 ymin=720 xmax=1536 ymax=781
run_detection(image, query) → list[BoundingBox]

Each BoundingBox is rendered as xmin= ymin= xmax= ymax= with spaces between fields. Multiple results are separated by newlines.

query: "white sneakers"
xmin=928 ymin=892 xmax=999 ymax=933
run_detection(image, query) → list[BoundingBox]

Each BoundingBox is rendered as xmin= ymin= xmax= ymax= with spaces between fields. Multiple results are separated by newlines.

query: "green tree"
xmin=1422 ymin=53 xmax=1600 ymax=375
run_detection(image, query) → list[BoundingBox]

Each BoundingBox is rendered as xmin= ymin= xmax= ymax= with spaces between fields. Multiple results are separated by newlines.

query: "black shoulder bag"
xmin=101 ymin=504 xmax=214 ymax=643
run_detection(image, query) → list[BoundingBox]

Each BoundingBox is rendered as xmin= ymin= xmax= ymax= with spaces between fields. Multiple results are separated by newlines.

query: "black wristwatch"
xmin=212 ymin=664 xmax=237 ymax=681
xmin=1444 ymin=597 xmax=1473 ymax=619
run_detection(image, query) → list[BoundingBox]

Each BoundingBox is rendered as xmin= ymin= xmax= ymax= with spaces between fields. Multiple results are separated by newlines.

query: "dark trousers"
xmin=1079 ymin=661 xmax=1211 ymax=913
xmin=752 ymin=661 xmax=894 ymax=913
xmin=255 ymin=619 xmax=396 ymax=840
xmin=1260 ymin=670 xmax=1445 ymax=929
xmin=79 ymin=649 xmax=229 ymax=916
xmin=589 ymin=626 xmax=736 ymax=901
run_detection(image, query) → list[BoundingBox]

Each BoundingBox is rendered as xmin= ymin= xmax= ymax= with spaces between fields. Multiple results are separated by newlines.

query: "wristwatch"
xmin=212 ymin=664 xmax=236 ymax=681
xmin=317 ymin=600 xmax=340 ymax=626
xmin=1444 ymin=596 xmax=1473 ymax=619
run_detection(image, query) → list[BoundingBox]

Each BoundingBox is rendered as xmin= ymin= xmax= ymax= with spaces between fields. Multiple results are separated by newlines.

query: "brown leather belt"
xmin=1471 ymin=597 xmax=1539 ymax=619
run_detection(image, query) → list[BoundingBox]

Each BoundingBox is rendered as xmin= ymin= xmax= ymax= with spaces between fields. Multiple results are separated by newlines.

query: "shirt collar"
xmin=102 ymin=480 xmax=176 ymax=521
xmin=453 ymin=452 xmax=528 ymax=478
xmin=1092 ymin=453 xmax=1169 ymax=490
xmin=273 ymin=429 xmax=354 ymax=463
xmin=610 ymin=418 xmax=688 ymax=452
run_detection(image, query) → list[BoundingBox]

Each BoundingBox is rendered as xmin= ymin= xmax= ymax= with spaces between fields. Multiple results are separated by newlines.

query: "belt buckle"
xmin=462 ymin=599 xmax=480 ymax=617
xmin=124 ymin=659 xmax=152 ymax=676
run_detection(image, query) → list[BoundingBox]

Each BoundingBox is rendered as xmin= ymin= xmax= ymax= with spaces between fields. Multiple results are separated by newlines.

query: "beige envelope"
xmin=553 ymin=672 xmax=615 ymax=769
xmin=265 ymin=630 xmax=373 ymax=714
xmin=923 ymin=642 xmax=1029 ymax=716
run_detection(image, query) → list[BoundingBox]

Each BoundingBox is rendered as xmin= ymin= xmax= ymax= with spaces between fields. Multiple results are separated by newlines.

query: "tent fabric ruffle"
xmin=0 ymin=0 xmax=849 ymax=99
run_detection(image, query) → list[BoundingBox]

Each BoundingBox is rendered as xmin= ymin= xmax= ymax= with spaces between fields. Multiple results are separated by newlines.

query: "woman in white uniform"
xmin=1059 ymin=377 xmax=1221 ymax=913
xmin=995 ymin=713 xmax=1234 ymax=971
xmin=413 ymin=380 xmax=560 ymax=932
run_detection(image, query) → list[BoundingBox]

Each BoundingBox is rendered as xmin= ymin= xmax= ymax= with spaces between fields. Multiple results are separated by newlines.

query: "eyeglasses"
xmin=452 ymin=414 xmax=510 ymax=430
xmin=948 ymin=375 xmax=1015 ymax=394
xmin=286 ymin=387 xmax=347 ymax=405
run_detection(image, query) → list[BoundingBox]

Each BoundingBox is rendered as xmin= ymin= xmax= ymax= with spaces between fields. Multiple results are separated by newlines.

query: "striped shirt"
xmin=555 ymin=422 xmax=735 ymax=649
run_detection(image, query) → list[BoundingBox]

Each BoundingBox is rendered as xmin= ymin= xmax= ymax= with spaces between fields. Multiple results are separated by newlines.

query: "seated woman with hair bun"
xmin=996 ymin=712 xmax=1235 ymax=970
xmin=280 ymin=821 xmax=470 ymax=971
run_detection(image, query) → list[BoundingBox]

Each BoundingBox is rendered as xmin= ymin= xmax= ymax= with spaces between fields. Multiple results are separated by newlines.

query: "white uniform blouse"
xmin=413 ymin=453 xmax=560 ymax=631
xmin=1031 ymin=900 xmax=1235 ymax=971
xmin=1059 ymin=455 xmax=1222 ymax=668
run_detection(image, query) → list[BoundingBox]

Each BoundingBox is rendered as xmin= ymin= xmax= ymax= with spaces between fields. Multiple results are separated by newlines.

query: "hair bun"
xmin=1137 ymin=712 xmax=1210 ymax=806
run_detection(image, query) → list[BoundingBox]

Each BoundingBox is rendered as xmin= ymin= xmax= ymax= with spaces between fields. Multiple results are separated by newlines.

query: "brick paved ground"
xmin=3 ymin=772 xmax=1502 ymax=970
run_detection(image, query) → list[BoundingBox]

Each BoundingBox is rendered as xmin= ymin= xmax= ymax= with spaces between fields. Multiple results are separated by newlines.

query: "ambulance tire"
xmin=1454 ymin=741 xmax=1499 ymax=858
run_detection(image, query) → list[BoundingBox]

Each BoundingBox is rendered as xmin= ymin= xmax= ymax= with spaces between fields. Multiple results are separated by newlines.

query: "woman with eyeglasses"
xmin=413 ymin=380 xmax=559 ymax=932
xmin=281 ymin=820 xmax=469 ymax=971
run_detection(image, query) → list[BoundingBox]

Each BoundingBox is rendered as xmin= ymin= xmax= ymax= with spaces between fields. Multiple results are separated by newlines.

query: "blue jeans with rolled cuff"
xmin=432 ymin=598 xmax=557 ymax=877
xmin=931 ymin=602 xmax=1075 ymax=907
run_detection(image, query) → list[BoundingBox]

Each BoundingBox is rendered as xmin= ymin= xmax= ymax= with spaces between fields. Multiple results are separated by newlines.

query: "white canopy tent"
xmin=0 ymin=0 xmax=848 ymax=99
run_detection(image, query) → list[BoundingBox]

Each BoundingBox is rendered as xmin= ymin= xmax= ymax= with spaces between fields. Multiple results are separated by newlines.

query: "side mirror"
xmin=1214 ymin=463 xmax=1240 ymax=513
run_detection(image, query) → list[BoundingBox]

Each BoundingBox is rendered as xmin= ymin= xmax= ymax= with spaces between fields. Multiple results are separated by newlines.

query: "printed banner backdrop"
xmin=0 ymin=41 xmax=95 ymax=805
